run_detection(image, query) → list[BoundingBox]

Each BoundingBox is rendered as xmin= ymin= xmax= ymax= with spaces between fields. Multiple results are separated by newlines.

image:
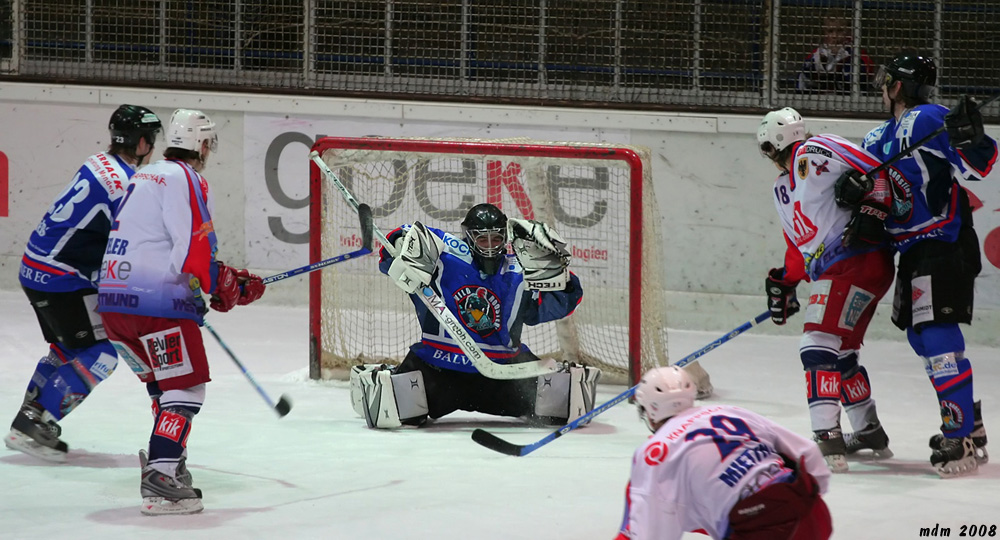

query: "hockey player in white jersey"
xmin=97 ymin=109 xmax=266 ymax=515
xmin=6 ymin=105 xmax=161 ymax=463
xmin=756 ymin=107 xmax=895 ymax=473
xmin=616 ymin=366 xmax=832 ymax=540
xmin=350 ymin=203 xmax=600 ymax=429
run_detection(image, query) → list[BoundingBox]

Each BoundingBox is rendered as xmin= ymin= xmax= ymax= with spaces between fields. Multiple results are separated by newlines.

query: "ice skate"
xmin=813 ymin=429 xmax=848 ymax=473
xmin=4 ymin=402 xmax=67 ymax=463
xmin=929 ymin=400 xmax=988 ymax=464
xmin=930 ymin=436 xmax=978 ymax=478
xmin=139 ymin=449 xmax=192 ymax=486
xmin=140 ymin=463 xmax=203 ymax=515
xmin=844 ymin=422 xmax=893 ymax=459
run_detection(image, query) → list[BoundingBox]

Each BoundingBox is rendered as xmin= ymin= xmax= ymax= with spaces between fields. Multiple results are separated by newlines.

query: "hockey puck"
xmin=274 ymin=394 xmax=293 ymax=417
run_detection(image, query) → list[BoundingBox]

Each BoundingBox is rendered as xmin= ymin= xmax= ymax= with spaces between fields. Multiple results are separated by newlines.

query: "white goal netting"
xmin=308 ymin=137 xmax=669 ymax=385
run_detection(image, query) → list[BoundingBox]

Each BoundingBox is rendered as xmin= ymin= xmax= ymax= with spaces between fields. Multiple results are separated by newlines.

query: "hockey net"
xmin=308 ymin=136 xmax=669 ymax=385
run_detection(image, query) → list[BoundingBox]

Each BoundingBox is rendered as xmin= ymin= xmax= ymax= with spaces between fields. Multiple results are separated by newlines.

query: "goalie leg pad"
xmin=350 ymin=364 xmax=429 ymax=429
xmin=534 ymin=365 xmax=601 ymax=423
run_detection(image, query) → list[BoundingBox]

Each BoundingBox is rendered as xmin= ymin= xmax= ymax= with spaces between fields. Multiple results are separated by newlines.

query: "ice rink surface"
xmin=1 ymin=289 xmax=998 ymax=540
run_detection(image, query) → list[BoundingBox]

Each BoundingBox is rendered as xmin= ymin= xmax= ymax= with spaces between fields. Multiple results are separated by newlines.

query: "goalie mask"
xmin=462 ymin=203 xmax=508 ymax=276
xmin=635 ymin=366 xmax=697 ymax=432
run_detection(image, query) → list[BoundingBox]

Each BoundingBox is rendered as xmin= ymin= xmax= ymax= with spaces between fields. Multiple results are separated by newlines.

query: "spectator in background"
xmin=797 ymin=14 xmax=873 ymax=94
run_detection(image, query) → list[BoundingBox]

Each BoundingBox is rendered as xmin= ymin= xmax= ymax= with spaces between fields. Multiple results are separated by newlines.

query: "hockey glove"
xmin=945 ymin=95 xmax=985 ymax=149
xmin=236 ymin=269 xmax=266 ymax=306
xmin=508 ymin=218 xmax=571 ymax=290
xmin=387 ymin=222 xmax=444 ymax=294
xmin=833 ymin=170 xmax=872 ymax=209
xmin=842 ymin=202 xmax=889 ymax=249
xmin=210 ymin=262 xmax=241 ymax=313
xmin=765 ymin=268 xmax=800 ymax=326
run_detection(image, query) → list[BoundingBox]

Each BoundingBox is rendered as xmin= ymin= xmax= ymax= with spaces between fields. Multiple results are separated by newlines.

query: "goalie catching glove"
xmin=388 ymin=222 xmax=444 ymax=294
xmin=508 ymin=218 xmax=571 ymax=290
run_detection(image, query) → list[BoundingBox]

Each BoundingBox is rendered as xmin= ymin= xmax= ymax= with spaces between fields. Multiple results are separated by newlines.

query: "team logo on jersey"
xmin=796 ymin=156 xmax=809 ymax=180
xmin=644 ymin=441 xmax=668 ymax=466
xmin=791 ymin=201 xmax=818 ymax=246
xmin=887 ymin=167 xmax=913 ymax=220
xmin=940 ymin=400 xmax=964 ymax=432
xmin=453 ymin=285 xmax=502 ymax=337
xmin=811 ymin=159 xmax=830 ymax=175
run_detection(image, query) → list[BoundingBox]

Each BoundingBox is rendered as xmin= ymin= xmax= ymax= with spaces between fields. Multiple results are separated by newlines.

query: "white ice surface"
xmin=1 ymin=289 xmax=998 ymax=540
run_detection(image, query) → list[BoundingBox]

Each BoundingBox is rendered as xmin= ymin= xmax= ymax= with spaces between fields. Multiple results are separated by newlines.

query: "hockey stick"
xmin=471 ymin=310 xmax=772 ymax=456
xmin=863 ymin=92 xmax=1000 ymax=179
xmin=310 ymin=150 xmax=558 ymax=380
xmin=262 ymin=204 xmax=375 ymax=285
xmin=203 ymin=320 xmax=292 ymax=418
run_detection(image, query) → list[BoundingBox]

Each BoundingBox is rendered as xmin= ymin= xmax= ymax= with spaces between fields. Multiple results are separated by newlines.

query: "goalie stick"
xmin=262 ymin=204 xmax=375 ymax=285
xmin=471 ymin=310 xmax=772 ymax=456
xmin=309 ymin=151 xmax=558 ymax=380
xmin=204 ymin=321 xmax=292 ymax=418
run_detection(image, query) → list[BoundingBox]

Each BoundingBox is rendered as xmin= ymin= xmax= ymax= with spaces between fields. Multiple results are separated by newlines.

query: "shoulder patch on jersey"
xmin=796 ymin=156 xmax=809 ymax=180
xmin=440 ymin=231 xmax=472 ymax=259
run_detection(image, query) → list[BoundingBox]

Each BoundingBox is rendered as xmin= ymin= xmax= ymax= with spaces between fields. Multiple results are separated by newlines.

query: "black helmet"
xmin=874 ymin=51 xmax=936 ymax=102
xmin=461 ymin=203 xmax=508 ymax=275
xmin=109 ymin=104 xmax=162 ymax=147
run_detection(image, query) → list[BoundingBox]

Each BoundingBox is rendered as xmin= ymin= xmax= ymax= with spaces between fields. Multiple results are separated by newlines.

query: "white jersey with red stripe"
xmin=97 ymin=158 xmax=220 ymax=322
xmin=773 ymin=134 xmax=884 ymax=283
xmin=618 ymin=405 xmax=830 ymax=540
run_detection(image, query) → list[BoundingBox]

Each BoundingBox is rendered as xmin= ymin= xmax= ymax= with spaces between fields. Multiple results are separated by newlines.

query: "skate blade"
xmin=824 ymin=454 xmax=849 ymax=473
xmin=4 ymin=429 xmax=67 ymax=463
xmin=935 ymin=456 xmax=978 ymax=478
xmin=141 ymin=496 xmax=204 ymax=515
xmin=849 ymin=447 xmax=894 ymax=460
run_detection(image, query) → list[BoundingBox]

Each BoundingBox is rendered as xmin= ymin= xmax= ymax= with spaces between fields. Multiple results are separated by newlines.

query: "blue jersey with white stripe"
xmin=20 ymin=152 xmax=135 ymax=292
xmin=861 ymin=104 xmax=997 ymax=253
xmin=378 ymin=224 xmax=583 ymax=373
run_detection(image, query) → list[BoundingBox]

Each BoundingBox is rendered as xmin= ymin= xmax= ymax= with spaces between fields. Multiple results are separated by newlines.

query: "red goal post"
xmin=307 ymin=136 xmax=669 ymax=386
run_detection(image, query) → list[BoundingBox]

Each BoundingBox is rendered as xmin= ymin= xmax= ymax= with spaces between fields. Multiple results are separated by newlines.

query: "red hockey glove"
xmin=765 ymin=268 xmax=800 ymax=326
xmin=210 ymin=263 xmax=240 ymax=313
xmin=236 ymin=268 xmax=266 ymax=306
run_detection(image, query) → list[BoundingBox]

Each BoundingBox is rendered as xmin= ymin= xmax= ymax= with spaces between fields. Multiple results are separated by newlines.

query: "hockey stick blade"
xmin=471 ymin=310 xmax=772 ymax=456
xmin=204 ymin=321 xmax=291 ymax=419
xmin=358 ymin=203 xmax=375 ymax=251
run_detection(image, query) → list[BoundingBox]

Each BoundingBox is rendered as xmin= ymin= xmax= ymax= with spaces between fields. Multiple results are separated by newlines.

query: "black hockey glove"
xmin=842 ymin=202 xmax=889 ymax=249
xmin=833 ymin=170 xmax=872 ymax=209
xmin=765 ymin=268 xmax=800 ymax=326
xmin=945 ymin=95 xmax=985 ymax=149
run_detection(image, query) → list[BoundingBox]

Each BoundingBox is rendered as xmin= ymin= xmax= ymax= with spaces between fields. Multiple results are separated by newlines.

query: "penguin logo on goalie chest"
xmin=453 ymin=286 xmax=501 ymax=337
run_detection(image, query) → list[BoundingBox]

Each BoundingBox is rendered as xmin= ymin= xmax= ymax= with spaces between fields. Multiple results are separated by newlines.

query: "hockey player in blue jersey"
xmin=837 ymin=51 xmax=996 ymax=477
xmin=6 ymin=104 xmax=162 ymax=462
xmin=350 ymin=203 xmax=600 ymax=428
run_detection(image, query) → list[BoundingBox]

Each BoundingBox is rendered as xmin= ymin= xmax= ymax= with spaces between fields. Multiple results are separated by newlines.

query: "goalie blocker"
xmin=350 ymin=363 xmax=601 ymax=429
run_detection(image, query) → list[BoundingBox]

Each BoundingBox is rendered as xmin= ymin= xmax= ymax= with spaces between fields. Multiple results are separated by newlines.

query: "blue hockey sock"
xmin=34 ymin=342 xmax=117 ymax=420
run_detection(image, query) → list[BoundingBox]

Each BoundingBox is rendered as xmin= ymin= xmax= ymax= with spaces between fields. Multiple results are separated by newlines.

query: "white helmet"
xmin=756 ymin=107 xmax=806 ymax=158
xmin=166 ymin=109 xmax=218 ymax=153
xmin=635 ymin=366 xmax=697 ymax=431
